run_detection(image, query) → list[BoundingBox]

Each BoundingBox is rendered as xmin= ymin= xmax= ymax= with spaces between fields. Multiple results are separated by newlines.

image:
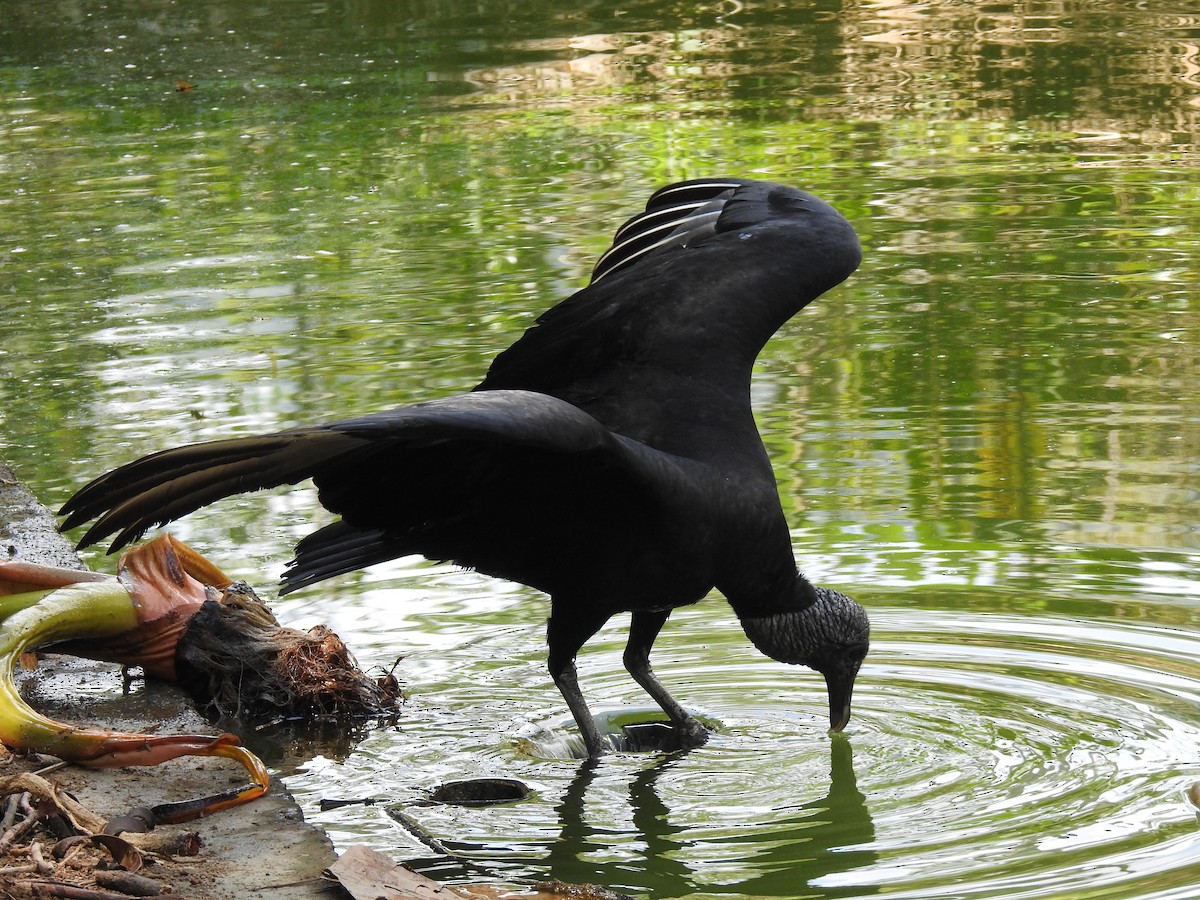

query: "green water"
xmin=3 ymin=2 xmax=1200 ymax=898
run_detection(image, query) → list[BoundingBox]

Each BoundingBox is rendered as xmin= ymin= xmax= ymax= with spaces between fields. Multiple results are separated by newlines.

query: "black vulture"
xmin=60 ymin=178 xmax=870 ymax=757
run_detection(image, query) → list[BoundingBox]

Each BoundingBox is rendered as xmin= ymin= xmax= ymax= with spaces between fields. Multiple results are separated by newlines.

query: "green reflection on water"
xmin=2 ymin=2 xmax=1200 ymax=899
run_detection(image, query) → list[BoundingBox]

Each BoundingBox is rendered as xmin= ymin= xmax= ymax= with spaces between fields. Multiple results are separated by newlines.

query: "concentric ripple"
xmin=288 ymin=578 xmax=1200 ymax=900
xmin=843 ymin=608 xmax=1200 ymax=900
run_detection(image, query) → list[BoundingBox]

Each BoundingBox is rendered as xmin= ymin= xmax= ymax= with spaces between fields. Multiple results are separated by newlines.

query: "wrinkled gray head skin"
xmin=740 ymin=586 xmax=870 ymax=732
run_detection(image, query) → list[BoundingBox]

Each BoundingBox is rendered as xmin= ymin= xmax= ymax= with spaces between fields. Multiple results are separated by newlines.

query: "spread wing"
xmin=475 ymin=178 xmax=862 ymax=408
xmin=59 ymin=178 xmax=859 ymax=597
xmin=59 ymin=390 xmax=684 ymax=594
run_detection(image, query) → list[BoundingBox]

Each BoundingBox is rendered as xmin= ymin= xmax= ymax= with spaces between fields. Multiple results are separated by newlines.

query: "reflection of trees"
xmin=414 ymin=2 xmax=1200 ymax=145
xmin=767 ymin=163 xmax=1200 ymax=548
xmin=842 ymin=1 xmax=1200 ymax=143
xmin=2 ymin=2 xmax=1197 ymax=141
xmin=545 ymin=738 xmax=876 ymax=898
xmin=4 ymin=0 xmax=1198 ymax=551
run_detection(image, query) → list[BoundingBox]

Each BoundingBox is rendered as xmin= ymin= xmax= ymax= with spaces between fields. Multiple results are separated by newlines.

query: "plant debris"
xmin=0 ymin=768 xmax=195 ymax=898
xmin=174 ymin=581 xmax=401 ymax=727
xmin=0 ymin=533 xmax=401 ymax=739
xmin=0 ymin=467 xmax=343 ymax=897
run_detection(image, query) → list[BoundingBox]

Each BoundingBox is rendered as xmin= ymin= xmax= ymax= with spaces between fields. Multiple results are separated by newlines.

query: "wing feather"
xmin=59 ymin=390 xmax=682 ymax=593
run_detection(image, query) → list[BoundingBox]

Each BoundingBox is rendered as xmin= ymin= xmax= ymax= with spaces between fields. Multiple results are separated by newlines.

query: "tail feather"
xmin=282 ymin=522 xmax=412 ymax=594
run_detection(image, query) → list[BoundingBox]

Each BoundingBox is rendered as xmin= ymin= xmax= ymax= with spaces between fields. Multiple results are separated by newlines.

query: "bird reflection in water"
xmin=544 ymin=737 xmax=877 ymax=898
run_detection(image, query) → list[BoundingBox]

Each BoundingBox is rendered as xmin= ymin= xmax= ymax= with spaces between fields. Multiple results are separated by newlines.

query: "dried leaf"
xmin=326 ymin=846 xmax=632 ymax=900
xmin=327 ymin=846 xmax=433 ymax=899
xmin=102 ymin=807 xmax=155 ymax=835
xmin=51 ymin=833 xmax=143 ymax=871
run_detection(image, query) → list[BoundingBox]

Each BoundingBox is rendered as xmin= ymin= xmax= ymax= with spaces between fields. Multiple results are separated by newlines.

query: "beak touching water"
xmin=824 ymin=665 xmax=860 ymax=733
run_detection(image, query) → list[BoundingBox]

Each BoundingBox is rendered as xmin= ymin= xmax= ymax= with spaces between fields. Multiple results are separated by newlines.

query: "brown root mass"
xmin=174 ymin=582 xmax=401 ymax=727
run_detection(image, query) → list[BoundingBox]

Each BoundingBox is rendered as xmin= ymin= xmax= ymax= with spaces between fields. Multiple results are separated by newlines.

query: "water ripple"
xmin=284 ymin=583 xmax=1200 ymax=899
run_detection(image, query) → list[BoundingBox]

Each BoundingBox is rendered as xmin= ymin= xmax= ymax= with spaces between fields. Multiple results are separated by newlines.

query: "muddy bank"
xmin=0 ymin=462 xmax=339 ymax=898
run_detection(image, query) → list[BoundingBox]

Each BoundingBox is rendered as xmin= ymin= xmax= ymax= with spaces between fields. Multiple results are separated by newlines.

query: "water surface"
xmin=2 ymin=2 xmax=1200 ymax=898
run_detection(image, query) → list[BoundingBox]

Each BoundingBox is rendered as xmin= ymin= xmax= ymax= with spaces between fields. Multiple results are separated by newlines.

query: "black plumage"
xmin=60 ymin=178 xmax=870 ymax=756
